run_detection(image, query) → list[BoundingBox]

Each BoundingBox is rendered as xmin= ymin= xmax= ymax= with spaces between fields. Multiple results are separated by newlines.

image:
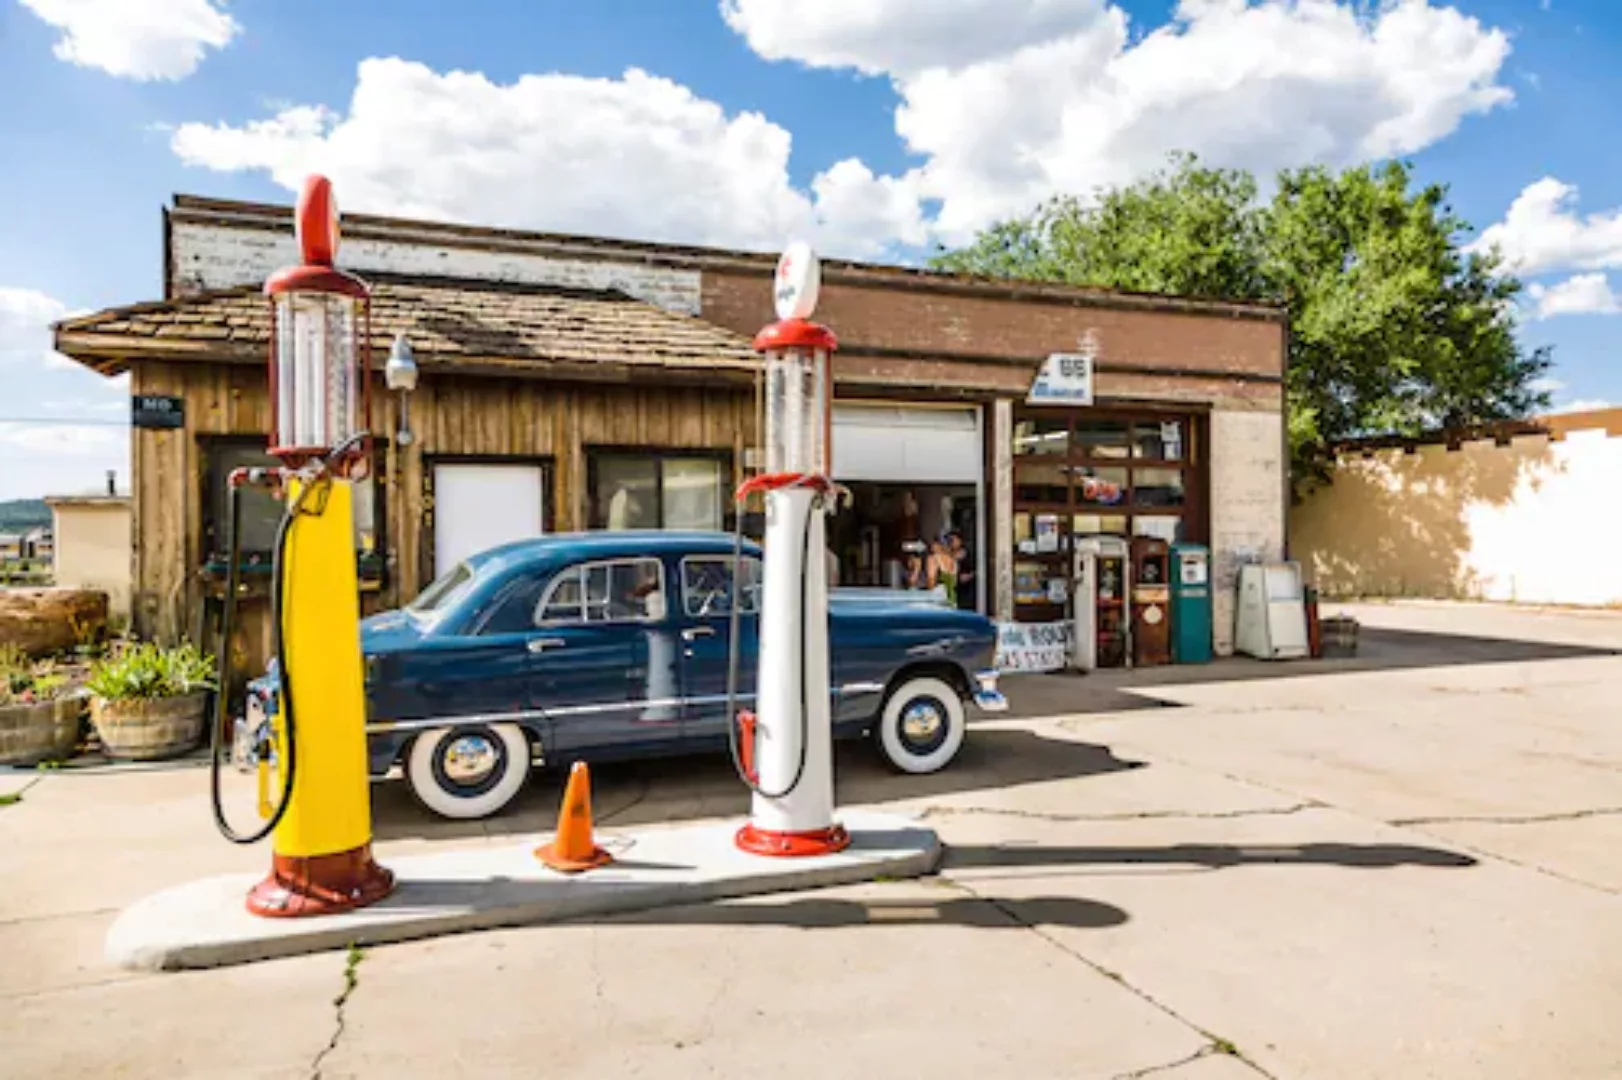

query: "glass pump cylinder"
xmin=763 ymin=345 xmax=829 ymax=476
xmin=271 ymin=291 xmax=363 ymax=457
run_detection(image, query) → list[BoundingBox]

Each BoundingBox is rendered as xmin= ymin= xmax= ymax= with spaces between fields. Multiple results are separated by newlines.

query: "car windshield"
xmin=406 ymin=562 xmax=475 ymax=620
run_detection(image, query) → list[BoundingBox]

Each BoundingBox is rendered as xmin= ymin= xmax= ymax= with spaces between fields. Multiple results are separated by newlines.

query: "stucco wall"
xmin=1292 ymin=415 xmax=1622 ymax=606
xmin=1209 ymin=408 xmax=1288 ymax=654
xmin=50 ymin=502 xmax=132 ymax=621
xmin=168 ymin=220 xmax=703 ymax=314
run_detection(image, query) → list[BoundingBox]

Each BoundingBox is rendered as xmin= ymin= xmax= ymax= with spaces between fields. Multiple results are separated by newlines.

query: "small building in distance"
xmin=45 ymin=496 xmax=133 ymax=623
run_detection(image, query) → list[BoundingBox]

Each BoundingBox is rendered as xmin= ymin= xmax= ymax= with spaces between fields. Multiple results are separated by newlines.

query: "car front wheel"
xmin=406 ymin=723 xmax=531 ymax=820
xmin=873 ymin=676 xmax=965 ymax=774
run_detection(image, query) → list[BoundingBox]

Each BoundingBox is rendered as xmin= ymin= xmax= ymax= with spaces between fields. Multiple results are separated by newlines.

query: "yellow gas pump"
xmin=208 ymin=174 xmax=394 ymax=918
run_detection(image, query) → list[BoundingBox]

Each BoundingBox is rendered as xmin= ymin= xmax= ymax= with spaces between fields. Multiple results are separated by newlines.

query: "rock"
xmin=0 ymin=588 xmax=109 ymax=659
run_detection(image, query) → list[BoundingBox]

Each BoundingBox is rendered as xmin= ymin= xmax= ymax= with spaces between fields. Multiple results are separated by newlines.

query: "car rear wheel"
xmin=406 ymin=723 xmax=531 ymax=820
xmin=873 ymin=676 xmax=965 ymax=774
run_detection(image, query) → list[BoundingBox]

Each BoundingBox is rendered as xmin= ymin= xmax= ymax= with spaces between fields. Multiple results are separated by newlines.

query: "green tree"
xmin=931 ymin=153 xmax=1552 ymax=494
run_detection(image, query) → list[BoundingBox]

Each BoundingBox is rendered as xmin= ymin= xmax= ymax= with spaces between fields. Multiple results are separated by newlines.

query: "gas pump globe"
xmin=756 ymin=247 xmax=833 ymax=476
xmin=264 ymin=175 xmax=372 ymax=477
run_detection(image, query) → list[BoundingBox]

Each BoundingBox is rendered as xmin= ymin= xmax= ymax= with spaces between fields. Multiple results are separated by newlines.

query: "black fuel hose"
xmin=724 ymin=483 xmax=817 ymax=799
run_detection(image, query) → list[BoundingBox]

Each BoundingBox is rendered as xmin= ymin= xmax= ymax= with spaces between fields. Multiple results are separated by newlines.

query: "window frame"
xmin=679 ymin=554 xmax=763 ymax=619
xmin=534 ymin=556 xmax=669 ymax=628
xmin=584 ymin=447 xmax=736 ymax=532
xmin=198 ymin=433 xmax=388 ymax=584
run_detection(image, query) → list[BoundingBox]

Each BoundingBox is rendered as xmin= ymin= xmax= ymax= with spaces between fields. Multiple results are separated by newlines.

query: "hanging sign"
xmin=1027 ymin=352 xmax=1094 ymax=406
xmin=132 ymin=395 xmax=184 ymax=430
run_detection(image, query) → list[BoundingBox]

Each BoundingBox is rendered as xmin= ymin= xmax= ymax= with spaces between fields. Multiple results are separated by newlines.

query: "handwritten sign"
xmin=995 ymin=620 xmax=1072 ymax=672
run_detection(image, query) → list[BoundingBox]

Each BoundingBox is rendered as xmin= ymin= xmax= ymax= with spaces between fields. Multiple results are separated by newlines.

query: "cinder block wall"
xmin=1291 ymin=412 xmax=1622 ymax=606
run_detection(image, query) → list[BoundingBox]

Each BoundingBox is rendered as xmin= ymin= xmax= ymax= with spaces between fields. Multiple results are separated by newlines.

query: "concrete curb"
xmin=105 ymin=811 xmax=941 ymax=972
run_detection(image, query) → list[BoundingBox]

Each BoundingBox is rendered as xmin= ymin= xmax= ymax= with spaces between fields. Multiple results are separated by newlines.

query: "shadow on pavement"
xmin=372 ymin=727 xmax=1147 ymax=843
xmin=602 ymin=893 xmax=1129 ymax=931
xmin=944 ymin=840 xmax=1479 ymax=871
xmin=1001 ymin=625 xmax=1617 ymax=719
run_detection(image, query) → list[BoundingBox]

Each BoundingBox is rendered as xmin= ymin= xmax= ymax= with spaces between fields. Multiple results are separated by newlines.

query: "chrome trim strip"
xmin=838 ymin=681 xmax=885 ymax=695
xmin=366 ymin=693 xmax=760 ymax=735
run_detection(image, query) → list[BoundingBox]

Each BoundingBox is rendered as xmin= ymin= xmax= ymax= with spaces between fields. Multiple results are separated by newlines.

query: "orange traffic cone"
xmin=535 ymin=761 xmax=614 ymax=873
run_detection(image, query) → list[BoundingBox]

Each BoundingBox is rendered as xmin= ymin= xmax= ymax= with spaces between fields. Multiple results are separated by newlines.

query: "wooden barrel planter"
xmin=90 ymin=692 xmax=209 ymax=761
xmin=0 ymin=692 xmax=86 ymax=766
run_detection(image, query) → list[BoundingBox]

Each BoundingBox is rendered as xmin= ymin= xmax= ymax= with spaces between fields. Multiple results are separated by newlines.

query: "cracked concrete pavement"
xmin=3 ymin=600 xmax=1621 ymax=1079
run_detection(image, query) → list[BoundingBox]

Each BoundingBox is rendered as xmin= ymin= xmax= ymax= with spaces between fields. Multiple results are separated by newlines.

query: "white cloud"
xmin=1556 ymin=399 xmax=1612 ymax=414
xmin=1530 ymin=376 xmax=1566 ymax=394
xmin=1526 ymin=273 xmax=1620 ymax=319
xmin=728 ymin=0 xmax=1515 ymax=242
xmin=0 ymin=422 xmax=121 ymax=457
xmin=0 ymin=287 xmax=75 ymax=370
xmin=170 ymin=58 xmax=919 ymax=259
xmin=18 ymin=0 xmax=238 ymax=81
xmin=1471 ymin=178 xmax=1622 ymax=277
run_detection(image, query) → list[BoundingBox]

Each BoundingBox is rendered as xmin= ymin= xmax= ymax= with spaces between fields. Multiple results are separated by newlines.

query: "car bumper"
xmin=971 ymin=668 xmax=1008 ymax=713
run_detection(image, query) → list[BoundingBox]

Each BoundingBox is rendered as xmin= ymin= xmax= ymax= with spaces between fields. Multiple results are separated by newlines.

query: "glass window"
xmin=662 ymin=458 xmax=724 ymax=531
xmin=1075 ymin=465 xmax=1128 ymax=507
xmin=1132 ymin=467 xmax=1185 ymax=507
xmin=407 ymin=562 xmax=474 ymax=618
xmin=1014 ymin=461 xmax=1069 ymax=504
xmin=478 ymin=575 xmax=548 ymax=635
xmin=682 ymin=556 xmax=762 ymax=617
xmin=1072 ymin=513 xmax=1128 ymax=537
xmin=1134 ymin=421 xmax=1185 ymax=462
xmin=539 ymin=558 xmax=665 ymax=625
xmin=1073 ymin=420 xmax=1130 ymax=460
xmin=204 ymin=439 xmax=381 ymax=563
xmin=1132 ymin=516 xmax=1183 ymax=542
xmin=1014 ymin=416 xmax=1068 ymax=456
xmin=594 ymin=458 xmax=659 ymax=530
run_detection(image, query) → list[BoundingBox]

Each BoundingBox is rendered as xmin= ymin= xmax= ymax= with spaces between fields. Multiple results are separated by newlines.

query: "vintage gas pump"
xmin=1071 ymin=536 xmax=1131 ymax=670
xmin=724 ymin=242 xmax=849 ymax=857
xmin=208 ymin=174 xmax=395 ymax=917
xmin=1169 ymin=542 xmax=1213 ymax=664
xmin=1130 ymin=537 xmax=1172 ymax=667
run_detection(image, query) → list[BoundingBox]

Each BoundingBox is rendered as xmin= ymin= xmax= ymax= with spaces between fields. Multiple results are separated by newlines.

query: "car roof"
xmin=467 ymin=530 xmax=760 ymax=574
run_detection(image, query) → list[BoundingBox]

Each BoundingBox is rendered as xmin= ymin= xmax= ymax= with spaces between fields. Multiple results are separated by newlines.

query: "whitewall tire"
xmin=874 ymin=676 xmax=966 ymax=774
xmin=406 ymin=723 xmax=531 ymax=820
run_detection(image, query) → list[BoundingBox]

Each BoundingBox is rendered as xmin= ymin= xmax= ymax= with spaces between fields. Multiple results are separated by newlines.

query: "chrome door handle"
xmin=681 ymin=626 xmax=716 ymax=641
xmin=527 ymin=637 xmax=566 ymax=653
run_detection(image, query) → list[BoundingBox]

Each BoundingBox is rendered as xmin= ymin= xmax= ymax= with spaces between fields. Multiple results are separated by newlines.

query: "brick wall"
xmin=168 ymin=220 xmax=703 ymax=314
xmin=1209 ymin=407 xmax=1288 ymax=655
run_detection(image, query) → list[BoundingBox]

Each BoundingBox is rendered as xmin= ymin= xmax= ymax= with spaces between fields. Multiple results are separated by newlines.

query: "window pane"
xmin=1072 ymin=513 xmax=1128 ymax=537
xmin=1132 ymin=515 xmax=1183 ymax=542
xmin=594 ymin=458 xmax=658 ymax=529
xmin=683 ymin=556 xmax=761 ymax=617
xmin=583 ymin=559 xmax=664 ymax=622
xmin=1132 ymin=467 xmax=1185 ymax=507
xmin=1073 ymin=420 xmax=1130 ymax=459
xmin=1075 ymin=465 xmax=1127 ymax=506
xmin=1014 ymin=416 xmax=1068 ymax=456
xmin=1014 ymin=461 xmax=1068 ymax=504
xmin=662 ymin=458 xmax=724 ymax=531
xmin=539 ymin=569 xmax=583 ymax=623
xmin=481 ymin=576 xmax=547 ymax=634
xmin=1134 ymin=421 xmax=1185 ymax=462
xmin=409 ymin=562 xmax=474 ymax=615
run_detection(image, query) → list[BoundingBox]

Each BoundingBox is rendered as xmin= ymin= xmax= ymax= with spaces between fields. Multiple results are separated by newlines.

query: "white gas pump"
xmin=1071 ymin=535 xmax=1133 ymax=672
xmin=726 ymin=242 xmax=849 ymax=858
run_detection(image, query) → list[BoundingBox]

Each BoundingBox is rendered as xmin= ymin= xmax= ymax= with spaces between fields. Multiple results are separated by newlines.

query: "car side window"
xmin=681 ymin=556 xmax=762 ymax=618
xmin=535 ymin=558 xmax=666 ymax=626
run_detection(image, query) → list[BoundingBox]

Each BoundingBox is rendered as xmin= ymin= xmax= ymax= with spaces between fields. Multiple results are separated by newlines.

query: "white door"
xmin=432 ymin=463 xmax=547 ymax=577
xmin=832 ymin=404 xmax=981 ymax=482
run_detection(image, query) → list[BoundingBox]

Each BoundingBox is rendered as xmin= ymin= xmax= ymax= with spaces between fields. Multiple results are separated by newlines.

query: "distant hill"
xmin=0 ymin=499 xmax=50 ymax=533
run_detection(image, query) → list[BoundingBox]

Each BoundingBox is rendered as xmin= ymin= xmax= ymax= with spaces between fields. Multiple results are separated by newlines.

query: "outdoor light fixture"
xmin=384 ymin=332 xmax=420 ymax=447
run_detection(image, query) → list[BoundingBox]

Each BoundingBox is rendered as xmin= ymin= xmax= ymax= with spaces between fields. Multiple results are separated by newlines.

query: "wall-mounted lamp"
xmin=384 ymin=332 xmax=420 ymax=447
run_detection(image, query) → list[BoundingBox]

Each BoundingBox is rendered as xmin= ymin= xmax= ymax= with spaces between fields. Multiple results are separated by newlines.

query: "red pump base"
xmin=735 ymin=822 xmax=852 ymax=858
xmin=245 ymin=844 xmax=396 ymax=918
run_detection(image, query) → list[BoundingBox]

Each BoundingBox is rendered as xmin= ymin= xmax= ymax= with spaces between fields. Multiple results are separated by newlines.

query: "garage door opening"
xmin=827 ymin=483 xmax=981 ymax=611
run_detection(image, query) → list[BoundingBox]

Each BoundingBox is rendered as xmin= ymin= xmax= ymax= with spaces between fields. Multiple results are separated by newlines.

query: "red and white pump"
xmin=726 ymin=242 xmax=849 ymax=857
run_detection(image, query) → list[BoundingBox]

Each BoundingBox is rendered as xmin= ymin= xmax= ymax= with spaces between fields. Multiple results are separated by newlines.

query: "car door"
xmin=675 ymin=552 xmax=762 ymax=749
xmin=533 ymin=556 xmax=681 ymax=759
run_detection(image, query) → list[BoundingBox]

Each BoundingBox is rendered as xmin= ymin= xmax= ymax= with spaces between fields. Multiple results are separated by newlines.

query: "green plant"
xmin=0 ymin=649 xmax=75 ymax=707
xmin=85 ymin=641 xmax=216 ymax=702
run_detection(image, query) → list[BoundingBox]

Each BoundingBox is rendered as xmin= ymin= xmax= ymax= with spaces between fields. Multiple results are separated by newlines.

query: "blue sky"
xmin=1 ymin=0 xmax=1618 ymax=500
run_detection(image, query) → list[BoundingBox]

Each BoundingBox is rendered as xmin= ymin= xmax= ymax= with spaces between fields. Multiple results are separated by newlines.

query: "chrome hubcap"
xmin=900 ymin=701 xmax=944 ymax=743
xmin=443 ymin=735 xmax=499 ymax=785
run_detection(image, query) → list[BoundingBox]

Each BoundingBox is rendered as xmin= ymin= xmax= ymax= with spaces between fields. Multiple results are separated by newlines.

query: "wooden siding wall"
xmin=130 ymin=360 xmax=757 ymax=689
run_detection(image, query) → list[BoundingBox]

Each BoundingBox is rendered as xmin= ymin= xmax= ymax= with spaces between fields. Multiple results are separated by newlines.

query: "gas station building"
xmin=54 ymin=194 xmax=1288 ymax=679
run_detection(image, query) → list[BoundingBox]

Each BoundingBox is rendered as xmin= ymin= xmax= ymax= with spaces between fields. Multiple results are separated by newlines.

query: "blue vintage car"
xmin=247 ymin=530 xmax=1006 ymax=820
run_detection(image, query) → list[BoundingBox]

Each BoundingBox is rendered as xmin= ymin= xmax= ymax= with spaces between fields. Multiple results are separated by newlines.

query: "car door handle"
xmin=527 ymin=637 xmax=567 ymax=654
xmin=681 ymin=626 xmax=716 ymax=641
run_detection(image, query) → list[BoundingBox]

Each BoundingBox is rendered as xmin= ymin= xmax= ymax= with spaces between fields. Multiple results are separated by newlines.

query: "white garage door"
xmin=433 ymin=463 xmax=547 ymax=577
xmin=832 ymin=404 xmax=981 ymax=482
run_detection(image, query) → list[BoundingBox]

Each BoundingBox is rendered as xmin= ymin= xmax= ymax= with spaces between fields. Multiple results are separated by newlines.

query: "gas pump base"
xmin=735 ymin=822 xmax=851 ymax=858
xmin=105 ymin=810 xmax=938 ymax=972
xmin=245 ymin=845 xmax=397 ymax=918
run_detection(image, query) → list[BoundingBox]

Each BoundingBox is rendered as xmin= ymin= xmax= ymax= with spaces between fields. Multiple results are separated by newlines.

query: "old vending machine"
xmin=1071 ymin=536 xmax=1131 ymax=670
xmin=1169 ymin=542 xmax=1212 ymax=664
xmin=1130 ymin=537 xmax=1172 ymax=667
xmin=1234 ymin=562 xmax=1310 ymax=660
